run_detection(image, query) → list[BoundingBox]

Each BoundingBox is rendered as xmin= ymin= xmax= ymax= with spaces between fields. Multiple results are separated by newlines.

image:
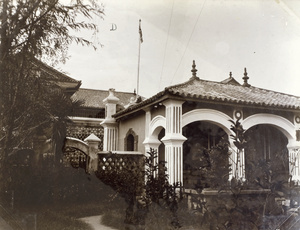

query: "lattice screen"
xmin=97 ymin=154 xmax=143 ymax=173
xmin=67 ymin=124 xmax=103 ymax=150
xmin=96 ymin=153 xmax=145 ymax=194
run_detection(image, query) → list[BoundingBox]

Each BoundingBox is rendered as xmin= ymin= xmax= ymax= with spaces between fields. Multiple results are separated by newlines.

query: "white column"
xmin=102 ymin=124 xmax=118 ymax=151
xmin=101 ymin=88 xmax=120 ymax=152
xmin=143 ymin=138 xmax=161 ymax=177
xmin=229 ymin=110 xmax=246 ymax=181
xmin=143 ymin=108 xmax=164 ymax=177
xmin=143 ymin=109 xmax=153 ymax=153
xmin=228 ymin=141 xmax=236 ymax=181
xmin=161 ymin=100 xmax=186 ymax=185
xmin=288 ymin=147 xmax=300 ymax=182
xmin=289 ymin=116 xmax=300 ymax=183
xmin=239 ymin=149 xmax=246 ymax=180
xmin=229 ymin=142 xmax=246 ymax=181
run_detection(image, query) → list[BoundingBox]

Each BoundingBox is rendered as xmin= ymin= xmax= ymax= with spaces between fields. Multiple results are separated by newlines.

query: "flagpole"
xmin=137 ymin=34 xmax=141 ymax=95
xmin=137 ymin=19 xmax=143 ymax=96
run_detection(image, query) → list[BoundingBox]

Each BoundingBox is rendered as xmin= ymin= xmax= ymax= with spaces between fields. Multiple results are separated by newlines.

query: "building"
xmin=33 ymin=59 xmax=300 ymax=191
xmin=97 ymin=61 xmax=300 ymax=190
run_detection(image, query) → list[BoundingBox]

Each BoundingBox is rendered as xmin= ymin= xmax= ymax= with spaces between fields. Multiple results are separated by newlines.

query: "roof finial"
xmin=229 ymin=72 xmax=232 ymax=78
xmin=190 ymin=60 xmax=199 ymax=80
xmin=242 ymin=68 xmax=250 ymax=87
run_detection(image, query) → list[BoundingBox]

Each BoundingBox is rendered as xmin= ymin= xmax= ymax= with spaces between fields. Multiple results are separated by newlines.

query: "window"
xmin=124 ymin=129 xmax=138 ymax=151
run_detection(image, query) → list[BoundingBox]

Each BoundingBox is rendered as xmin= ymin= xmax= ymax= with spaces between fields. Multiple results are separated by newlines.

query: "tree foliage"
xmin=0 ymin=0 xmax=104 ymax=194
xmin=0 ymin=0 xmax=103 ymax=62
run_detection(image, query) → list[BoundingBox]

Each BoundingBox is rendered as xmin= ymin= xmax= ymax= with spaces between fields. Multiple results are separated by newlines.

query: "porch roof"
xmin=114 ymin=75 xmax=300 ymax=118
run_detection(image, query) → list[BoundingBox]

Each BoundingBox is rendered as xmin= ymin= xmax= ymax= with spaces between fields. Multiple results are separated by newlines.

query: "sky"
xmin=58 ymin=0 xmax=300 ymax=98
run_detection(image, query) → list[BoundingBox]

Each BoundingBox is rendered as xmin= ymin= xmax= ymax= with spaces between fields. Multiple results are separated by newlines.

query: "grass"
xmin=101 ymin=197 xmax=203 ymax=230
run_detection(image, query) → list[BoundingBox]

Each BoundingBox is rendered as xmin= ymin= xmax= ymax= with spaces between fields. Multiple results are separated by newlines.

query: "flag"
xmin=139 ymin=19 xmax=143 ymax=43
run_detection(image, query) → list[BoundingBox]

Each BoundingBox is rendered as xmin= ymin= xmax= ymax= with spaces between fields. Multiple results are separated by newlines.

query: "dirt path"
xmin=79 ymin=215 xmax=117 ymax=230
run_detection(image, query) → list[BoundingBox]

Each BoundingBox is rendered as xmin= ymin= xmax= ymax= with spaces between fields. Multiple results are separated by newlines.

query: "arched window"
xmin=126 ymin=134 xmax=135 ymax=151
xmin=124 ymin=129 xmax=138 ymax=151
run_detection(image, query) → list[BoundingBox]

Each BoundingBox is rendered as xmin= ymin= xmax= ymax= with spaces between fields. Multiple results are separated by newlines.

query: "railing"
xmin=97 ymin=151 xmax=144 ymax=175
xmin=95 ymin=151 xmax=145 ymax=194
xmin=63 ymin=147 xmax=145 ymax=194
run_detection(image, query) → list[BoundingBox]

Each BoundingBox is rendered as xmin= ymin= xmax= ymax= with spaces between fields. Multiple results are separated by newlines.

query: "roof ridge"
xmin=194 ymin=78 xmax=300 ymax=98
xmin=79 ymin=88 xmax=108 ymax=92
xmin=79 ymin=88 xmax=137 ymax=95
xmin=166 ymin=77 xmax=200 ymax=91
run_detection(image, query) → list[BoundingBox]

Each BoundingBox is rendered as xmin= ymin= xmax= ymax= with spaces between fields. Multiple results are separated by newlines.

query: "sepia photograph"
xmin=1 ymin=0 xmax=300 ymax=229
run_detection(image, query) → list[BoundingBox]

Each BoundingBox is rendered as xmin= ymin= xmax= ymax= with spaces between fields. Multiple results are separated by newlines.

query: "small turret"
xmin=190 ymin=60 xmax=199 ymax=80
xmin=242 ymin=68 xmax=250 ymax=87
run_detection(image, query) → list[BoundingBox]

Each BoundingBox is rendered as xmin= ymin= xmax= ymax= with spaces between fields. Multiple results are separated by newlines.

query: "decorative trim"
xmin=234 ymin=110 xmax=243 ymax=119
xmin=295 ymin=116 xmax=300 ymax=124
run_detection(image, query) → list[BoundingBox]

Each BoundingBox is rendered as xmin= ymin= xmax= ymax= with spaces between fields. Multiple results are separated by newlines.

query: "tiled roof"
xmin=114 ymin=76 xmax=300 ymax=118
xmin=167 ymin=77 xmax=300 ymax=108
xmin=32 ymin=59 xmax=81 ymax=84
xmin=71 ymin=88 xmax=136 ymax=109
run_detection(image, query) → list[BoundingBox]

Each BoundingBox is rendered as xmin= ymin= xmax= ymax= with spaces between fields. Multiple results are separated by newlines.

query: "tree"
xmin=0 ymin=0 xmax=104 ymax=198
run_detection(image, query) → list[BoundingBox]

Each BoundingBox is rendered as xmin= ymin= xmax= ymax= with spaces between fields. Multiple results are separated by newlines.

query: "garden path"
xmin=80 ymin=215 xmax=117 ymax=230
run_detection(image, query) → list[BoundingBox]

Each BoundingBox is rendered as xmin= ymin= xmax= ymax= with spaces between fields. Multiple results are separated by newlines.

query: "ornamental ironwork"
xmin=63 ymin=146 xmax=89 ymax=171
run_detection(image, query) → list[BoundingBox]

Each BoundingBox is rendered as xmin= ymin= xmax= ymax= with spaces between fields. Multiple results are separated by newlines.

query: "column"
xmin=101 ymin=88 xmax=119 ymax=151
xmin=288 ymin=146 xmax=300 ymax=183
xmin=102 ymin=124 xmax=118 ymax=151
xmin=228 ymin=140 xmax=246 ymax=181
xmin=143 ymin=108 xmax=162 ymax=177
xmin=289 ymin=117 xmax=300 ymax=183
xmin=143 ymin=108 xmax=161 ymax=158
xmin=161 ymin=100 xmax=186 ymax=185
xmin=229 ymin=110 xmax=246 ymax=181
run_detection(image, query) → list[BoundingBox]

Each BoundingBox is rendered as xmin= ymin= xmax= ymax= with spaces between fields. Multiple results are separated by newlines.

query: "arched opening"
xmin=126 ymin=134 xmax=135 ymax=151
xmin=245 ymin=125 xmax=289 ymax=186
xmin=182 ymin=121 xmax=229 ymax=189
xmin=158 ymin=128 xmax=165 ymax=176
